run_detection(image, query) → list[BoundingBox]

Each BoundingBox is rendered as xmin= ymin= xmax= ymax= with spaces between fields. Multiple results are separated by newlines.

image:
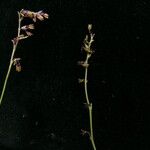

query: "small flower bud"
xmin=36 ymin=14 xmax=44 ymax=21
xmin=28 ymin=24 xmax=34 ymax=29
xmin=20 ymin=9 xmax=34 ymax=18
xmin=25 ymin=31 xmax=33 ymax=36
xmin=20 ymin=9 xmax=48 ymax=22
xmin=43 ymin=13 xmax=49 ymax=19
xmin=16 ymin=64 xmax=22 ymax=72
xmin=78 ymin=61 xmax=89 ymax=68
xmin=13 ymin=58 xmax=21 ymax=65
xmin=78 ymin=79 xmax=84 ymax=83
xmin=13 ymin=58 xmax=22 ymax=72
xmin=78 ymin=79 xmax=87 ymax=83
xmin=88 ymin=24 xmax=92 ymax=31
xmin=81 ymin=129 xmax=90 ymax=136
xmin=21 ymin=24 xmax=34 ymax=30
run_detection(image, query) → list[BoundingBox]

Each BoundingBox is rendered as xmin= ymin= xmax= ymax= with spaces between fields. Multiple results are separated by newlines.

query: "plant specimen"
xmin=0 ymin=9 xmax=48 ymax=105
xmin=0 ymin=9 xmax=96 ymax=150
xmin=78 ymin=24 xmax=96 ymax=150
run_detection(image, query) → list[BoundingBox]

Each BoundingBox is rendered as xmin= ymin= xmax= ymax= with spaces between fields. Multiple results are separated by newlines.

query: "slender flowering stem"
xmin=0 ymin=9 xmax=48 ymax=105
xmin=79 ymin=24 xmax=96 ymax=150
xmin=0 ymin=12 xmax=22 ymax=105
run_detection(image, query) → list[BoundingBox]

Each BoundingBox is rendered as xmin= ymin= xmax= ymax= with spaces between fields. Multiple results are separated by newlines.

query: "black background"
xmin=0 ymin=0 xmax=149 ymax=150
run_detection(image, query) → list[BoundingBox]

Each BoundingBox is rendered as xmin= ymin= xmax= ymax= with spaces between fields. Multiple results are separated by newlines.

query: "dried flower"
xmin=25 ymin=31 xmax=33 ymax=36
xmin=36 ymin=13 xmax=44 ymax=21
xmin=20 ymin=9 xmax=36 ymax=19
xmin=21 ymin=24 xmax=34 ymax=30
xmin=20 ymin=9 xmax=49 ymax=22
xmin=13 ymin=58 xmax=21 ymax=72
xmin=34 ymin=10 xmax=49 ymax=22
xmin=78 ymin=61 xmax=89 ymax=68
xmin=16 ymin=64 xmax=21 ymax=72
xmin=81 ymin=129 xmax=90 ymax=136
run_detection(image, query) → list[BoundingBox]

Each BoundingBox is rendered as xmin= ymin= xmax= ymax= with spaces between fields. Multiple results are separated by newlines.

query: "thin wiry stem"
xmin=0 ymin=12 xmax=22 ymax=105
xmin=80 ymin=24 xmax=96 ymax=150
xmin=84 ymin=55 xmax=90 ymax=105
xmin=84 ymin=55 xmax=96 ymax=150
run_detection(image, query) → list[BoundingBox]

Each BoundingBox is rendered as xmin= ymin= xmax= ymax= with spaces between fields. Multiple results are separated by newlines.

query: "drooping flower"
xmin=21 ymin=24 xmax=34 ymax=36
xmin=13 ymin=58 xmax=21 ymax=72
xmin=20 ymin=9 xmax=49 ymax=22
xmin=21 ymin=24 xmax=34 ymax=30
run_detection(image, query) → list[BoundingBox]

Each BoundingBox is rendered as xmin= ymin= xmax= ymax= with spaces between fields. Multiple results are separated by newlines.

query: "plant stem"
xmin=84 ymin=54 xmax=96 ymax=150
xmin=0 ymin=12 xmax=22 ymax=105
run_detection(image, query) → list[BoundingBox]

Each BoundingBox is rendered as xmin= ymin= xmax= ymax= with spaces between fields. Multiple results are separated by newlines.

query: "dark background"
xmin=0 ymin=0 xmax=149 ymax=150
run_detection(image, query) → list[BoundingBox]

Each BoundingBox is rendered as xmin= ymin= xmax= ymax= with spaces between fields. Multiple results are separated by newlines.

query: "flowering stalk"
xmin=0 ymin=9 xmax=48 ymax=105
xmin=78 ymin=24 xmax=96 ymax=150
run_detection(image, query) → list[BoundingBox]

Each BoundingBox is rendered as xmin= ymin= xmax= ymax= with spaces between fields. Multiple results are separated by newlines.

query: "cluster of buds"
xmin=18 ymin=9 xmax=48 ymax=37
xmin=11 ymin=9 xmax=48 ymax=72
xmin=20 ymin=9 xmax=49 ymax=22
xmin=12 ymin=9 xmax=48 ymax=45
xmin=82 ymin=24 xmax=95 ymax=55
xmin=78 ymin=24 xmax=95 ymax=83
xmin=20 ymin=24 xmax=35 ymax=37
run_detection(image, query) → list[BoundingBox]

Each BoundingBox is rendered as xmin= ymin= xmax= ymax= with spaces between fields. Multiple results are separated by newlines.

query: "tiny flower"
xmin=81 ymin=129 xmax=90 ymax=136
xmin=82 ymin=63 xmax=89 ymax=68
xmin=28 ymin=24 xmax=35 ymax=29
xmin=36 ymin=10 xmax=49 ymax=21
xmin=13 ymin=58 xmax=21 ymax=65
xmin=16 ymin=64 xmax=22 ymax=72
xmin=21 ymin=26 xmax=28 ymax=30
xmin=43 ymin=13 xmax=49 ymax=19
xmin=11 ymin=37 xmax=18 ymax=45
xmin=20 ymin=9 xmax=35 ymax=19
xmin=78 ymin=61 xmax=89 ymax=68
xmin=90 ymin=33 xmax=95 ymax=43
xmin=13 ymin=58 xmax=22 ymax=72
xmin=78 ymin=79 xmax=87 ymax=83
xmin=36 ymin=13 xmax=44 ymax=21
xmin=84 ymin=35 xmax=89 ymax=43
xmin=25 ymin=31 xmax=33 ymax=36
xmin=19 ymin=9 xmax=48 ymax=22
xmin=78 ymin=78 xmax=85 ymax=83
xmin=82 ymin=46 xmax=94 ymax=54
xmin=88 ymin=24 xmax=92 ymax=31
xmin=21 ymin=24 xmax=34 ymax=30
